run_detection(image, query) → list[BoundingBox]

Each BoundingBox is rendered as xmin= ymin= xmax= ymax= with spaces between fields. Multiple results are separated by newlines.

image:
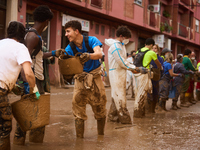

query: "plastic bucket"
xmin=11 ymin=93 xmax=50 ymax=131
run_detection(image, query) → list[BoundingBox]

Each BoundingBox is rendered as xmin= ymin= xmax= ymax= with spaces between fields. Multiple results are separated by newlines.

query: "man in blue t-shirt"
xmin=64 ymin=20 xmax=107 ymax=138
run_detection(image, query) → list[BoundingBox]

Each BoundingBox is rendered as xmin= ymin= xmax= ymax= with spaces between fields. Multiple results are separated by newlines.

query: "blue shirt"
xmin=163 ymin=61 xmax=172 ymax=75
xmin=150 ymin=54 xmax=164 ymax=68
xmin=65 ymin=36 xmax=102 ymax=73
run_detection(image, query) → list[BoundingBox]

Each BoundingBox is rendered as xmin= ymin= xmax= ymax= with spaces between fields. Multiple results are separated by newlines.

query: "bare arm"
xmin=168 ymin=69 xmax=179 ymax=77
xmin=25 ymin=33 xmax=39 ymax=55
xmin=21 ymin=62 xmax=35 ymax=89
xmin=89 ymin=46 xmax=102 ymax=60
xmin=154 ymin=59 xmax=162 ymax=69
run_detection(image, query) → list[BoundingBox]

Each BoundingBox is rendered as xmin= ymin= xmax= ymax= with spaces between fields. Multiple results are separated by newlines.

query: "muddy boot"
xmin=29 ymin=126 xmax=45 ymax=143
xmin=75 ymin=119 xmax=84 ymax=138
xmin=0 ymin=135 xmax=10 ymax=150
xmin=151 ymin=101 xmax=156 ymax=113
xmin=157 ymin=99 xmax=165 ymax=112
xmin=185 ymin=96 xmax=193 ymax=106
xmin=191 ymin=93 xmax=197 ymax=104
xmin=171 ymin=100 xmax=177 ymax=110
xmin=180 ymin=92 xmax=190 ymax=107
xmin=13 ymin=123 xmax=26 ymax=145
xmin=97 ymin=118 xmax=106 ymax=135
xmin=107 ymin=98 xmax=119 ymax=122
xmin=196 ymin=90 xmax=200 ymax=101
xmin=118 ymin=108 xmax=132 ymax=124
xmin=162 ymin=99 xmax=169 ymax=111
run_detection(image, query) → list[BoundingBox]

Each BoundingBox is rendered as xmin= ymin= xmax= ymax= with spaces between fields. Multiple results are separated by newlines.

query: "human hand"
xmin=12 ymin=84 xmax=24 ymax=95
xmin=52 ymin=49 xmax=65 ymax=57
xmin=178 ymin=74 xmax=184 ymax=77
xmin=135 ymin=67 xmax=149 ymax=74
xmin=79 ymin=53 xmax=90 ymax=64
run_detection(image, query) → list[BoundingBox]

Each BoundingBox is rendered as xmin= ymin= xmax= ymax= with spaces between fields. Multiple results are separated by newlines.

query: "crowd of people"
xmin=0 ymin=4 xmax=199 ymax=150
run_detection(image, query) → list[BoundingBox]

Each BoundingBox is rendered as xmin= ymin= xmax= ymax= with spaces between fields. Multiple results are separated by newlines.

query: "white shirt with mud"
xmin=0 ymin=38 xmax=32 ymax=91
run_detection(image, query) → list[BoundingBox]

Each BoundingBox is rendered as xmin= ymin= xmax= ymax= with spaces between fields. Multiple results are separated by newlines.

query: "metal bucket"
xmin=58 ymin=52 xmax=83 ymax=76
xmin=11 ymin=93 xmax=50 ymax=132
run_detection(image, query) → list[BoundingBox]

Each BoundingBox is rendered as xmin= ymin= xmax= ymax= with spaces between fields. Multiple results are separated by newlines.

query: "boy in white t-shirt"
xmin=0 ymin=21 xmax=35 ymax=150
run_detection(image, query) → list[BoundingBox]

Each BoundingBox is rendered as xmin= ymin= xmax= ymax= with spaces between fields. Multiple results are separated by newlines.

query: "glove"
xmin=52 ymin=49 xmax=65 ymax=57
xmin=178 ymin=74 xmax=184 ymax=78
xmin=12 ymin=84 xmax=24 ymax=95
xmin=79 ymin=53 xmax=90 ymax=64
xmin=135 ymin=67 xmax=149 ymax=74
xmin=189 ymin=71 xmax=194 ymax=74
xmin=29 ymin=85 xmax=40 ymax=100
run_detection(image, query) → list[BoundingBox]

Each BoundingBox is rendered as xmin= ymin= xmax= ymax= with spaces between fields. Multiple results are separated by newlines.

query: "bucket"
xmin=58 ymin=52 xmax=83 ymax=76
xmin=11 ymin=93 xmax=50 ymax=132
xmin=151 ymin=68 xmax=161 ymax=81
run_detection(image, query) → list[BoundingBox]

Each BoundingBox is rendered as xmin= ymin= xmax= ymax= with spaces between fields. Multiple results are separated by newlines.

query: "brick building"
xmin=1 ymin=0 xmax=200 ymax=85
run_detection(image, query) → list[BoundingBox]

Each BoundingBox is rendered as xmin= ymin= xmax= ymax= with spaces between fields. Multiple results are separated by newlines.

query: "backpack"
xmin=69 ymin=35 xmax=93 ymax=55
xmin=133 ymin=49 xmax=150 ymax=67
xmin=25 ymin=29 xmax=42 ymax=59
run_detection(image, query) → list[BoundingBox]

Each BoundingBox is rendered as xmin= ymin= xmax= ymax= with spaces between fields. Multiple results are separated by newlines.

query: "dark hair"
xmin=7 ymin=21 xmax=26 ymax=42
xmin=184 ymin=49 xmax=192 ymax=55
xmin=131 ymin=50 xmax=136 ymax=55
xmin=145 ymin=38 xmax=155 ymax=46
xmin=33 ymin=5 xmax=53 ymax=22
xmin=65 ymin=20 xmax=82 ymax=33
xmin=116 ymin=26 xmax=131 ymax=38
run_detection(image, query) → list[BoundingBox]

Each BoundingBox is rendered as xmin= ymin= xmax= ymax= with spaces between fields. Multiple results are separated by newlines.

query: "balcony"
xmin=178 ymin=23 xmax=188 ymax=38
xmin=160 ymin=16 xmax=172 ymax=33
xmin=147 ymin=10 xmax=159 ymax=28
xmin=180 ymin=0 xmax=190 ymax=6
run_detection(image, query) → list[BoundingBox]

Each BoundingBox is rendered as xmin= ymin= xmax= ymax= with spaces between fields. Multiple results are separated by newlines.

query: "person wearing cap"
xmin=160 ymin=48 xmax=172 ymax=61
xmin=180 ymin=49 xmax=197 ymax=107
xmin=171 ymin=54 xmax=194 ymax=110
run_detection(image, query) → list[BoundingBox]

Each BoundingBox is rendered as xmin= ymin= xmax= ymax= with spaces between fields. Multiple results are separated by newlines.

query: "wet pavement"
xmin=8 ymin=86 xmax=200 ymax=150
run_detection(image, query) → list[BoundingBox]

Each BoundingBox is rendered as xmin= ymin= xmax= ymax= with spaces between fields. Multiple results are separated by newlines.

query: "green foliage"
xmin=163 ymin=10 xmax=170 ymax=18
xmin=160 ymin=22 xmax=173 ymax=33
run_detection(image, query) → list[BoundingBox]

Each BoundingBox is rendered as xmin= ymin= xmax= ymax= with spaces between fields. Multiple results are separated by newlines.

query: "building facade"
xmin=1 ymin=0 xmax=200 ymax=85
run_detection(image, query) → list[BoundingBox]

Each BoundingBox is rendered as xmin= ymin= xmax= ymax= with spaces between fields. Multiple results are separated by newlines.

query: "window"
xmin=196 ymin=19 xmax=199 ymax=32
xmin=95 ymin=24 xmax=99 ymax=34
xmin=91 ymin=0 xmax=102 ymax=8
xmin=134 ymin=0 xmax=142 ymax=5
xmin=198 ymin=0 xmax=200 ymax=3
xmin=101 ymin=25 xmax=105 ymax=36
xmin=111 ymin=28 xmax=115 ymax=38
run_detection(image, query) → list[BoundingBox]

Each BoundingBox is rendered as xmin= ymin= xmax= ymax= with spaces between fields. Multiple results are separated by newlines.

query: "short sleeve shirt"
xmin=140 ymin=47 xmax=158 ymax=68
xmin=163 ymin=61 xmax=172 ymax=75
xmin=65 ymin=36 xmax=102 ymax=73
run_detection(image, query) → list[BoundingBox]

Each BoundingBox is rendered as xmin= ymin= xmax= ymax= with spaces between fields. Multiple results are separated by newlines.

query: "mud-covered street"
xmin=9 ymin=86 xmax=200 ymax=150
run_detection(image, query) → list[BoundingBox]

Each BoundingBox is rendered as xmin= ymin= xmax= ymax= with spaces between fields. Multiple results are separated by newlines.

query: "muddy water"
xmin=8 ymin=87 xmax=200 ymax=150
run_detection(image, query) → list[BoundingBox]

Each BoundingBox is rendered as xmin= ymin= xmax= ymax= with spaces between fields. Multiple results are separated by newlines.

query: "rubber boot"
xmin=162 ymin=99 xmax=168 ymax=111
xmin=190 ymin=92 xmax=197 ymax=104
xmin=180 ymin=92 xmax=190 ymax=107
xmin=75 ymin=119 xmax=84 ymax=138
xmin=185 ymin=96 xmax=193 ymax=106
xmin=97 ymin=118 xmax=106 ymax=135
xmin=107 ymin=98 xmax=119 ymax=122
xmin=13 ymin=123 xmax=26 ymax=145
xmin=118 ymin=108 xmax=132 ymax=124
xmin=171 ymin=100 xmax=177 ymax=110
xmin=196 ymin=90 xmax=200 ymax=101
xmin=29 ymin=126 xmax=45 ymax=143
xmin=157 ymin=99 xmax=165 ymax=112
xmin=0 ymin=135 xmax=10 ymax=150
xmin=151 ymin=101 xmax=156 ymax=113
